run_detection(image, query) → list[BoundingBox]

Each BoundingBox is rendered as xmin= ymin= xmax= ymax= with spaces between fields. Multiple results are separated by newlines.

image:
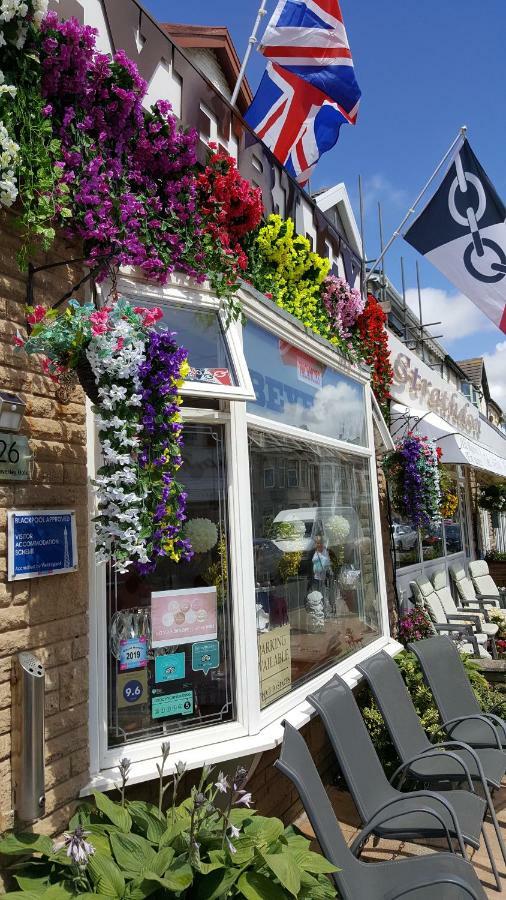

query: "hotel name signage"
xmin=392 ymin=353 xmax=481 ymax=441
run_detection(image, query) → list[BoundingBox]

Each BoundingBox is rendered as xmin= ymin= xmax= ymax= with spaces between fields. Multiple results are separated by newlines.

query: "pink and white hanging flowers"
xmin=322 ymin=275 xmax=365 ymax=341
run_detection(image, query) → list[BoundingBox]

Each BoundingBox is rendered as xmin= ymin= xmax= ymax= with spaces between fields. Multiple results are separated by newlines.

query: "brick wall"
xmin=0 ymin=208 xmax=90 ymax=835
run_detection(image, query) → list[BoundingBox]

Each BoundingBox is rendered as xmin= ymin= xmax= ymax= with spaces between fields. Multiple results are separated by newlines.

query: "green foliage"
xmin=0 ymin=761 xmax=337 ymax=899
xmin=359 ymin=650 xmax=506 ymax=777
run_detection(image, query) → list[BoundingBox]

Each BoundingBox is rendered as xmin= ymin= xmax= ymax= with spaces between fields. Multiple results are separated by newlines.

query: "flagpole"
xmin=231 ymin=0 xmax=269 ymax=108
xmin=366 ymin=125 xmax=467 ymax=282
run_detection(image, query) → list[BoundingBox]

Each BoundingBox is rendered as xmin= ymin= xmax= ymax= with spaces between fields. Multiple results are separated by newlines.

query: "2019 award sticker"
xmin=119 ymin=637 xmax=148 ymax=671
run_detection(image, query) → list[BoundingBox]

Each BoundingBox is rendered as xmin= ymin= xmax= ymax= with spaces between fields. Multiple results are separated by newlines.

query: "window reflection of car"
xmin=445 ymin=524 xmax=461 ymax=552
xmin=391 ymin=523 xmax=418 ymax=551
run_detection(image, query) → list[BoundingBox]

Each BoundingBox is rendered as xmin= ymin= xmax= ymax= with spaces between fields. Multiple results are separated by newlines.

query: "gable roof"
xmin=456 ymin=357 xmax=491 ymax=402
xmin=161 ymin=23 xmax=253 ymax=112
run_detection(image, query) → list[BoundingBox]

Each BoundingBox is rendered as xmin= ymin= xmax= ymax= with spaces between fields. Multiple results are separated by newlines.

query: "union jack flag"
xmin=245 ymin=0 xmax=361 ymax=185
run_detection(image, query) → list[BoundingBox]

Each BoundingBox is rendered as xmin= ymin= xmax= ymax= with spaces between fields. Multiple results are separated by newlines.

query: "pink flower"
xmin=13 ymin=333 xmax=25 ymax=347
xmin=26 ymin=305 xmax=47 ymax=325
xmin=115 ymin=337 xmax=124 ymax=352
xmin=89 ymin=310 xmax=110 ymax=335
xmin=134 ymin=306 xmax=164 ymax=327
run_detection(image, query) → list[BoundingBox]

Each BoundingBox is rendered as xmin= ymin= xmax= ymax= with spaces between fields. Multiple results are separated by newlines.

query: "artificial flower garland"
xmin=18 ymin=298 xmax=192 ymax=573
xmin=383 ymin=433 xmax=442 ymax=529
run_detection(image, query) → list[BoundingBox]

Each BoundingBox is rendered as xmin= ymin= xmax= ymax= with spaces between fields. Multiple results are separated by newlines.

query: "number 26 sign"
xmin=0 ymin=434 xmax=30 ymax=482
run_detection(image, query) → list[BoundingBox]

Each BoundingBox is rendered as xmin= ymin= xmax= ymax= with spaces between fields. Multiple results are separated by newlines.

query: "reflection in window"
xmin=391 ymin=518 xmax=420 ymax=569
xmin=244 ymin=320 xmax=366 ymax=445
xmin=123 ymin=296 xmax=237 ymax=387
xmin=249 ymin=429 xmax=381 ymax=708
xmin=107 ymin=425 xmax=235 ymax=748
xmin=421 ymin=522 xmax=444 ymax=561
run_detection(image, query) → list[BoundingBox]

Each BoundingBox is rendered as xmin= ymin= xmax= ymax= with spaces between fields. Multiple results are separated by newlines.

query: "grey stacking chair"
xmin=450 ymin=564 xmax=501 ymax=620
xmin=469 ymin=559 xmax=506 ymax=609
xmin=307 ymin=675 xmax=494 ymax=887
xmin=276 ymin=721 xmax=487 ymax=899
xmin=431 ymin=570 xmax=497 ymax=659
xmin=409 ymin=636 xmax=506 ymax=755
xmin=358 ymin=650 xmax=506 ymax=884
xmin=410 ymin=577 xmax=489 ymax=659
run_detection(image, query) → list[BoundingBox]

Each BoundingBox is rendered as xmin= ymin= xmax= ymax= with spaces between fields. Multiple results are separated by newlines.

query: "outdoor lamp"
xmin=0 ymin=391 xmax=26 ymax=432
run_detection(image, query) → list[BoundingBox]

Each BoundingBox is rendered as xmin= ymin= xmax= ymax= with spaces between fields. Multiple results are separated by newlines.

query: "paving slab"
xmin=293 ymin=785 xmax=506 ymax=897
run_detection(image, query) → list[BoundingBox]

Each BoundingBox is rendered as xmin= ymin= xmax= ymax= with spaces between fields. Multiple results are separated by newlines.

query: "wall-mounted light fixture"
xmin=0 ymin=391 xmax=26 ymax=432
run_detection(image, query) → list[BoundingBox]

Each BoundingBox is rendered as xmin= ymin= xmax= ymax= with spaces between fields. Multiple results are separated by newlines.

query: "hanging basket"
xmin=74 ymin=352 xmax=100 ymax=405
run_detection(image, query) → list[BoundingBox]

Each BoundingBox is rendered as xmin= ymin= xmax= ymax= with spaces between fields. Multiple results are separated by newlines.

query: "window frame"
xmin=102 ymin=274 xmax=256 ymax=402
xmin=87 ymin=278 xmax=394 ymax=788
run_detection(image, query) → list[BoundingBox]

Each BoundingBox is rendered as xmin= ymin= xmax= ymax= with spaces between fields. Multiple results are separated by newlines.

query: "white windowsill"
xmin=80 ymin=637 xmax=403 ymax=796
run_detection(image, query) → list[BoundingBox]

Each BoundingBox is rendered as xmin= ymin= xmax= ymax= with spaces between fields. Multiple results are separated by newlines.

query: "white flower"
xmin=184 ymin=518 xmax=218 ymax=554
xmin=326 ymin=515 xmax=350 ymax=545
xmin=0 ymin=120 xmax=19 ymax=209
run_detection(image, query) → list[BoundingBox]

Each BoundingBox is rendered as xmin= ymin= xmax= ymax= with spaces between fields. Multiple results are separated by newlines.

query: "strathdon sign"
xmin=388 ymin=335 xmax=481 ymax=441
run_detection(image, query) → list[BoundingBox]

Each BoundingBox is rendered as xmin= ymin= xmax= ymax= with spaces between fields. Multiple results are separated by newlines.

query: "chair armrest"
xmin=475 ymin=592 xmax=500 ymax=602
xmin=350 ymin=797 xmax=456 ymax=859
xmin=446 ymin=613 xmax=482 ymax=632
xmin=458 ymin=598 xmax=494 ymax=621
xmin=390 ymin=748 xmax=473 ymax=791
xmin=479 ymin=712 xmax=506 ymax=742
xmin=440 ymin=714 xmax=502 ymax=749
xmin=432 ymin=624 xmax=479 ymax=656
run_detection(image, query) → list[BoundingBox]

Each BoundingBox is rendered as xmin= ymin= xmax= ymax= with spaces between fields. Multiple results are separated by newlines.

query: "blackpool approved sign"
xmin=8 ymin=509 xmax=78 ymax=581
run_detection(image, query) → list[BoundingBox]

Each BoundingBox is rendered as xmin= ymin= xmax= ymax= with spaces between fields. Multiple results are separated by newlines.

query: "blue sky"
xmin=145 ymin=0 xmax=506 ymax=399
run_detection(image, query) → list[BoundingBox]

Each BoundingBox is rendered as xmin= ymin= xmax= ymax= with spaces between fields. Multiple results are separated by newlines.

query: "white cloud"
xmin=349 ymin=174 xmax=407 ymax=216
xmin=404 ymin=286 xmax=494 ymax=343
xmin=483 ymin=340 xmax=506 ymax=405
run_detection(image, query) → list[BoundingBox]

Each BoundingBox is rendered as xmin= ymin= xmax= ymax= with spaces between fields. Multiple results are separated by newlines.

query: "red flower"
xmin=354 ymin=294 xmax=393 ymax=409
xmin=26 ymin=305 xmax=47 ymax=325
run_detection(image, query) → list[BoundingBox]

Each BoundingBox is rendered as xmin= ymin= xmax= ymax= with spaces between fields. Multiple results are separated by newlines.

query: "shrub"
xmin=0 ymin=745 xmax=338 ymax=898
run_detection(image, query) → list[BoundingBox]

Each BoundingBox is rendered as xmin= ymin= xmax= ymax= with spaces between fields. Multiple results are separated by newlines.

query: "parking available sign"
xmin=8 ymin=509 xmax=78 ymax=581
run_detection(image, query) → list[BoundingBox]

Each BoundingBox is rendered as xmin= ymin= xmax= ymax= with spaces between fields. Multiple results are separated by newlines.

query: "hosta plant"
xmin=0 ymin=744 xmax=338 ymax=898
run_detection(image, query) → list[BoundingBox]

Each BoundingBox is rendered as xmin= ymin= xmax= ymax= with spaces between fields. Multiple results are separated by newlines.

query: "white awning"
xmin=390 ymin=402 xmax=506 ymax=478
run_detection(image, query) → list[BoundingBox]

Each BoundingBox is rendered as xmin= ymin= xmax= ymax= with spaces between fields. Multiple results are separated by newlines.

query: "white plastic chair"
xmin=468 ymin=559 xmax=506 ymax=609
xmin=431 ymin=570 xmax=497 ymax=659
xmin=410 ymin=578 xmax=490 ymax=659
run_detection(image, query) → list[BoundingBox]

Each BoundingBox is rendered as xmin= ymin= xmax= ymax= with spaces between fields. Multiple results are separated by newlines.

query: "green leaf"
xmin=291 ymin=849 xmax=337 ymax=875
xmin=229 ymin=808 xmax=257 ymax=827
xmin=237 ymin=871 xmax=289 ymax=899
xmin=299 ymin=871 xmax=337 ymax=899
xmin=127 ymin=801 xmax=166 ymax=844
xmin=146 ymin=846 xmax=174 ymax=876
xmin=0 ymin=893 xmax=42 ymax=899
xmin=159 ymin=813 xmax=191 ymax=848
xmin=244 ymin=817 xmax=284 ymax=849
xmin=88 ymin=852 xmax=126 ymax=897
xmin=141 ymin=859 xmax=193 ymax=892
xmin=42 ymin=887 xmax=75 ymax=899
xmin=0 ymin=833 xmax=53 ymax=856
xmin=14 ymin=874 xmax=50 ymax=891
xmin=94 ymin=792 xmax=132 ymax=833
xmin=194 ymin=866 xmax=243 ymax=900
xmin=260 ymin=852 xmax=301 ymax=897
xmin=109 ymin=832 xmax=156 ymax=874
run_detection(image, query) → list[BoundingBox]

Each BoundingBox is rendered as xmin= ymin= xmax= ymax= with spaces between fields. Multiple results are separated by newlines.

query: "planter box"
xmin=488 ymin=561 xmax=506 ymax=588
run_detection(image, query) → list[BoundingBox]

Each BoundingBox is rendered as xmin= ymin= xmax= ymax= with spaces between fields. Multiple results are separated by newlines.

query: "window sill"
xmin=81 ymin=636 xmax=403 ymax=796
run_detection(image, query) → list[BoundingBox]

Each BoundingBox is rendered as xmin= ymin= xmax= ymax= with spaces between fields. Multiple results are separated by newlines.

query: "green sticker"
xmin=151 ymin=690 xmax=193 ymax=719
xmin=192 ymin=640 xmax=220 ymax=675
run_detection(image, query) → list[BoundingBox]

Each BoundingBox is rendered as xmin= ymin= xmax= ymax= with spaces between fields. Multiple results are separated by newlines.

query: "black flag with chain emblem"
xmin=404 ymin=139 xmax=506 ymax=334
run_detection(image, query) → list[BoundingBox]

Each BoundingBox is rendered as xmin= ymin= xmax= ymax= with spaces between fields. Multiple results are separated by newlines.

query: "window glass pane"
xmin=391 ymin=516 xmax=420 ymax=569
xmin=249 ymin=429 xmax=382 ymax=707
xmin=123 ymin=295 xmax=237 ymax=386
xmin=442 ymin=468 xmax=463 ymax=555
xmin=421 ymin=522 xmax=444 ymax=561
xmin=244 ymin=320 xmax=366 ymax=444
xmin=106 ymin=425 xmax=235 ymax=748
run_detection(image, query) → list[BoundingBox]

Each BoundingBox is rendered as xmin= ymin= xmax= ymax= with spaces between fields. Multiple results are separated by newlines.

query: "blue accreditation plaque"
xmin=8 ymin=509 xmax=78 ymax=581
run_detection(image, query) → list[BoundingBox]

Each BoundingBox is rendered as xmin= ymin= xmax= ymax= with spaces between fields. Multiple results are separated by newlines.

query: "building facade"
xmin=0 ymin=0 xmax=404 ymax=837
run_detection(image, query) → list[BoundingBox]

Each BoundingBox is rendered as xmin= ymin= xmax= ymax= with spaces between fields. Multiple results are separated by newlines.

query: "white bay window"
xmin=86 ymin=277 xmax=396 ymax=792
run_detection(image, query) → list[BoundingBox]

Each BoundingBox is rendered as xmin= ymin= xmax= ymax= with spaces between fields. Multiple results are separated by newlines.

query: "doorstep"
xmin=294 ymin=785 xmax=506 ymax=897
